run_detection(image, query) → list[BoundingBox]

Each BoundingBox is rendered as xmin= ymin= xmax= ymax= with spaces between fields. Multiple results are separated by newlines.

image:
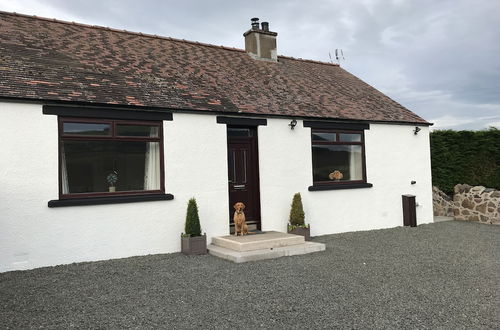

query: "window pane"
xmin=63 ymin=122 xmax=111 ymax=136
xmin=312 ymin=144 xmax=363 ymax=182
xmin=227 ymin=128 xmax=251 ymax=137
xmin=312 ymin=132 xmax=336 ymax=142
xmin=61 ymin=140 xmax=160 ymax=193
xmin=116 ymin=124 xmax=159 ymax=137
xmin=228 ymin=150 xmax=235 ymax=182
xmin=339 ymin=133 xmax=361 ymax=142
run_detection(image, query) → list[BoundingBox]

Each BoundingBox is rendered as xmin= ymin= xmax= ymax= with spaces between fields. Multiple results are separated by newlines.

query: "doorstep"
xmin=208 ymin=231 xmax=326 ymax=263
xmin=211 ymin=231 xmax=305 ymax=252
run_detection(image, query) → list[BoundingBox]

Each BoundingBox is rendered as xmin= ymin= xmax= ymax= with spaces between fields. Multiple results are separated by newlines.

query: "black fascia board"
xmin=43 ymin=105 xmax=173 ymax=121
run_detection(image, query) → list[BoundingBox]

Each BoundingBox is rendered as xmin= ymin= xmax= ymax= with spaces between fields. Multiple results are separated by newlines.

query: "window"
xmin=311 ymin=129 xmax=367 ymax=185
xmin=227 ymin=127 xmax=253 ymax=137
xmin=58 ymin=118 xmax=164 ymax=198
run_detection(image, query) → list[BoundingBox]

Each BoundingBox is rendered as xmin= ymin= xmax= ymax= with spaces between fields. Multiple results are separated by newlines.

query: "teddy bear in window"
xmin=328 ymin=170 xmax=343 ymax=181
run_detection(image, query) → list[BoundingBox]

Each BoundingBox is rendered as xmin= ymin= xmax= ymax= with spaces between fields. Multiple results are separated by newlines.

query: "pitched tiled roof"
xmin=0 ymin=11 xmax=428 ymax=124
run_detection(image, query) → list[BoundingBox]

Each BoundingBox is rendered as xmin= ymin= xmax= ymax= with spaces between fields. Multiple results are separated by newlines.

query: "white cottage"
xmin=0 ymin=13 xmax=433 ymax=271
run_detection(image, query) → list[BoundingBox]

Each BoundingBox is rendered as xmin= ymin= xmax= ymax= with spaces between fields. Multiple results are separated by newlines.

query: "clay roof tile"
xmin=0 ymin=11 xmax=428 ymax=124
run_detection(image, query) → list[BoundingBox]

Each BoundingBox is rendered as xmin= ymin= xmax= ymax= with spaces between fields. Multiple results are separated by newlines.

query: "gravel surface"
xmin=1 ymin=221 xmax=498 ymax=329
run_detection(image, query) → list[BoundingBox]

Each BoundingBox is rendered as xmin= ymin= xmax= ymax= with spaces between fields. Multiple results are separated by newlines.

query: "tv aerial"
xmin=329 ymin=49 xmax=345 ymax=64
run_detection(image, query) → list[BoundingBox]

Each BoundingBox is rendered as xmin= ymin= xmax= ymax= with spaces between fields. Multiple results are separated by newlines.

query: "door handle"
xmin=233 ymin=184 xmax=245 ymax=190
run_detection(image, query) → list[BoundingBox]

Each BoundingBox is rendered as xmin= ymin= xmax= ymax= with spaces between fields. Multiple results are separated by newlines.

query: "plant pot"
xmin=181 ymin=234 xmax=207 ymax=255
xmin=108 ymin=186 xmax=116 ymax=192
xmin=287 ymin=226 xmax=310 ymax=241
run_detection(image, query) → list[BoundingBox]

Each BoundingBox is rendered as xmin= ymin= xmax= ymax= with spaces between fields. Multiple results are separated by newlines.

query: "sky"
xmin=1 ymin=0 xmax=499 ymax=130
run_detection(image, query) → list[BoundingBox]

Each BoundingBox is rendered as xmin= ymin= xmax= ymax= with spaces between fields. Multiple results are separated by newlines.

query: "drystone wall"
xmin=453 ymin=185 xmax=500 ymax=224
xmin=433 ymin=185 xmax=500 ymax=224
xmin=433 ymin=186 xmax=454 ymax=217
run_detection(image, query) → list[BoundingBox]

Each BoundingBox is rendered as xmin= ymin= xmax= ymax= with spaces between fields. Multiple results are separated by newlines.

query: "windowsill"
xmin=308 ymin=183 xmax=373 ymax=191
xmin=48 ymin=193 xmax=174 ymax=207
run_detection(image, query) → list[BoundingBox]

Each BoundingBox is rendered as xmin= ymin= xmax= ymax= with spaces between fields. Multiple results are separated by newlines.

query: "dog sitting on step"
xmin=233 ymin=202 xmax=248 ymax=236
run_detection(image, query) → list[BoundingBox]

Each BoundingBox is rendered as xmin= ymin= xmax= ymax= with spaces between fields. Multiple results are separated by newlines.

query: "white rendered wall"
xmin=0 ymin=103 xmax=229 ymax=272
xmin=0 ymin=101 xmax=433 ymax=272
xmin=258 ymin=119 xmax=433 ymax=236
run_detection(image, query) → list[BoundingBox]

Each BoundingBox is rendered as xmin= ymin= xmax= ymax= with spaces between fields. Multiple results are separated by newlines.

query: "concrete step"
xmin=208 ymin=241 xmax=326 ymax=263
xmin=211 ymin=231 xmax=304 ymax=252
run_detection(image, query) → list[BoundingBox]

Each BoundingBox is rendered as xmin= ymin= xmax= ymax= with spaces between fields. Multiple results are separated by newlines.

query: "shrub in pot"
xmin=287 ymin=192 xmax=310 ymax=240
xmin=181 ymin=198 xmax=207 ymax=255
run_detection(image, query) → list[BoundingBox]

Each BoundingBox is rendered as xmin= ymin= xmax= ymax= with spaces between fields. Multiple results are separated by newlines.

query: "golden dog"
xmin=233 ymin=202 xmax=248 ymax=236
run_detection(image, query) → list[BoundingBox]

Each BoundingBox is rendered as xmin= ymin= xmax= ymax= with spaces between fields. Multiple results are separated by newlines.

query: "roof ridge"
xmin=0 ymin=10 xmax=339 ymax=67
xmin=1 ymin=10 xmax=246 ymax=54
xmin=278 ymin=55 xmax=339 ymax=66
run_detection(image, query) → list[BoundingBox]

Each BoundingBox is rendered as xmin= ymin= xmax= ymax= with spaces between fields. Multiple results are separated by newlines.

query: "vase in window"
xmin=106 ymin=171 xmax=118 ymax=193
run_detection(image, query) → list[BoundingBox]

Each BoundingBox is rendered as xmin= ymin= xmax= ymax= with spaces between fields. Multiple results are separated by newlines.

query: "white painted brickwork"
xmin=0 ymin=102 xmax=433 ymax=271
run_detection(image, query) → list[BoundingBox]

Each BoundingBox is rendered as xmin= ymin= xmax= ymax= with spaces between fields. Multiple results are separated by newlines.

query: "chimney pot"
xmin=251 ymin=17 xmax=260 ymax=30
xmin=261 ymin=22 xmax=269 ymax=31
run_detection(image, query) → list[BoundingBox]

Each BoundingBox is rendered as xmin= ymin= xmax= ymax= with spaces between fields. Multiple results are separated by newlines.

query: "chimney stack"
xmin=244 ymin=18 xmax=278 ymax=62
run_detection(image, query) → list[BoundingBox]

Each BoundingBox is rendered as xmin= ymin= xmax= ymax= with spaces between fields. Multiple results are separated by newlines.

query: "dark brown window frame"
xmin=309 ymin=128 xmax=372 ymax=191
xmin=58 ymin=117 xmax=166 ymax=200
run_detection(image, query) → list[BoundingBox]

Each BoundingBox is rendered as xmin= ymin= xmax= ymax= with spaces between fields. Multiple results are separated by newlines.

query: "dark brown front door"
xmin=227 ymin=126 xmax=261 ymax=231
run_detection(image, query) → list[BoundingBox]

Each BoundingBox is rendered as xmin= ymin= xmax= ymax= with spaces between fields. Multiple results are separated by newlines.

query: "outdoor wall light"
xmin=414 ymin=126 xmax=421 ymax=135
xmin=289 ymin=119 xmax=297 ymax=130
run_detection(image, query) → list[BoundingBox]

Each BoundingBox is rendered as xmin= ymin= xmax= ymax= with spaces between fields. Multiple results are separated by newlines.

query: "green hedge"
xmin=430 ymin=127 xmax=500 ymax=195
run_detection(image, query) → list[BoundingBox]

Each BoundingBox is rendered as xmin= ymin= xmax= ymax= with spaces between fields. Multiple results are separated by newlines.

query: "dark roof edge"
xmin=0 ymin=96 xmax=433 ymax=126
xmin=0 ymin=10 xmax=339 ymax=67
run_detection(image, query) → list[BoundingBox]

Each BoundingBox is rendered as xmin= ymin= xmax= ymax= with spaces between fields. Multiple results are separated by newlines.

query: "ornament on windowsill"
xmin=106 ymin=171 xmax=118 ymax=192
xmin=328 ymin=170 xmax=343 ymax=181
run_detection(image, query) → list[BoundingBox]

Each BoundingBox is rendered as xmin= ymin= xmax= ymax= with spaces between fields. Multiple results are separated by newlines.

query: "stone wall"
xmin=433 ymin=184 xmax=500 ymax=224
xmin=453 ymin=185 xmax=500 ymax=224
xmin=433 ymin=186 xmax=454 ymax=217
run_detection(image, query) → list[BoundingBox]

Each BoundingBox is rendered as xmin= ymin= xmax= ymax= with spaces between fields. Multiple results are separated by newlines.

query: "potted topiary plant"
xmin=106 ymin=171 xmax=118 ymax=192
xmin=181 ymin=197 xmax=207 ymax=255
xmin=287 ymin=192 xmax=310 ymax=240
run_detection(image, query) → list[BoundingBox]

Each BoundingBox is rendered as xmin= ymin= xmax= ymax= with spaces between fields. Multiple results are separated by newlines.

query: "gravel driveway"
xmin=1 ymin=221 xmax=498 ymax=329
